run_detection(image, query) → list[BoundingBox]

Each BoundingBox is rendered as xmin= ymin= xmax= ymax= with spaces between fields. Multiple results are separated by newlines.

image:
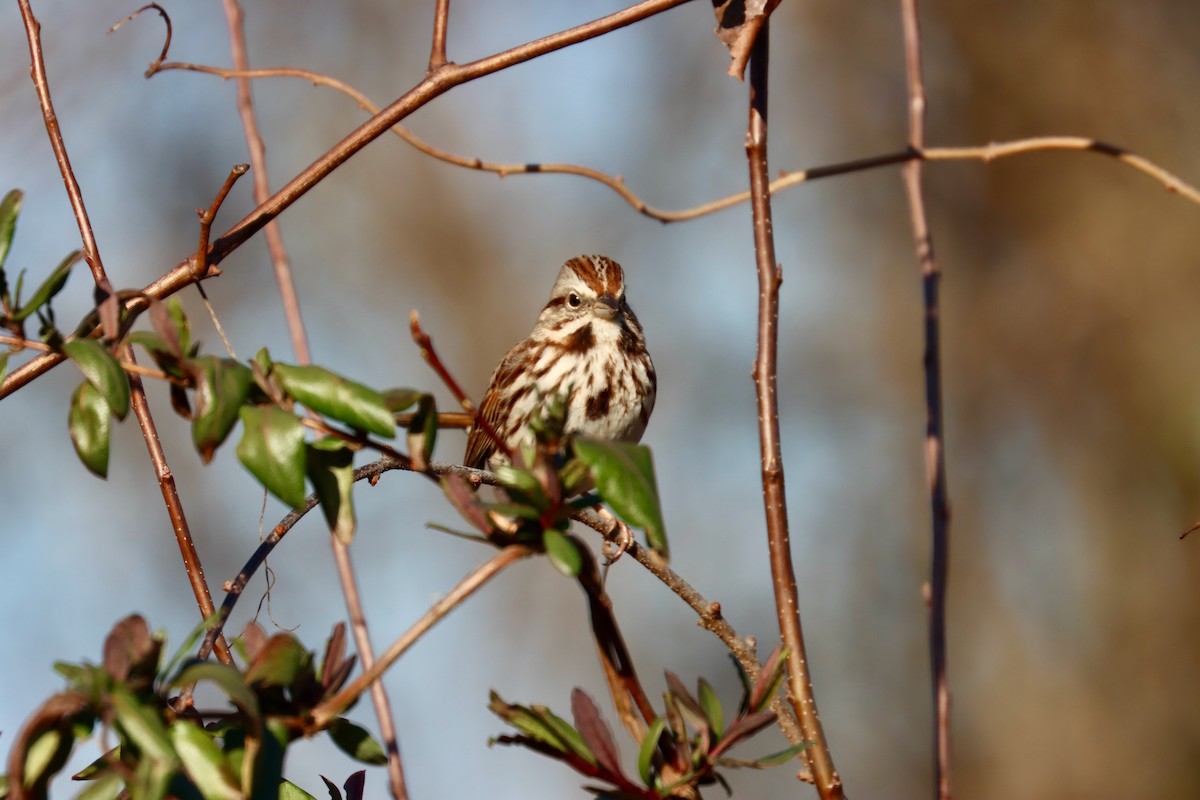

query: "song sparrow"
xmin=464 ymin=255 xmax=656 ymax=470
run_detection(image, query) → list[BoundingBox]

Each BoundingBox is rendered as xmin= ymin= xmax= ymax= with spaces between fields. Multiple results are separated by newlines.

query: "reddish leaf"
xmin=570 ymin=688 xmax=623 ymax=779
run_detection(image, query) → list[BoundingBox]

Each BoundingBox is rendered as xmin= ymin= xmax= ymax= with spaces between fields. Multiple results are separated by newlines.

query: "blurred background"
xmin=3 ymin=0 xmax=1200 ymax=797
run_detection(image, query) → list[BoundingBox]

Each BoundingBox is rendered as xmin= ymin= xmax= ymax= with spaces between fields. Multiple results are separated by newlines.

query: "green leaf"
xmin=13 ymin=250 xmax=79 ymax=322
xmin=726 ymin=741 xmax=811 ymax=768
xmin=244 ymin=634 xmax=309 ymax=688
xmin=273 ymin=363 xmax=395 ymax=438
xmin=72 ymin=745 xmax=119 ymax=781
xmin=128 ymin=752 xmax=173 ymax=800
xmin=278 ymin=781 xmax=319 ymax=800
xmin=306 ymin=439 xmax=357 ymax=544
xmin=188 ymin=356 xmax=254 ymax=463
xmin=0 ymin=188 xmax=23 ymax=273
xmin=636 ymin=717 xmax=666 ymax=787
xmin=69 ymin=381 xmax=111 ymax=478
xmin=572 ymin=439 xmax=668 ymax=559
xmin=0 ymin=352 xmax=8 ymax=386
xmin=166 ymin=297 xmax=192 ymax=356
xmin=170 ymin=720 xmax=242 ymax=800
xmin=489 ymin=691 xmax=584 ymax=757
xmin=750 ymin=645 xmax=788 ymax=714
xmin=698 ymin=678 xmax=724 ymax=738
xmin=246 ymin=719 xmax=288 ymax=800
xmin=326 ymin=718 xmax=387 ymax=766
xmin=406 ymin=393 xmax=436 ymax=471
xmin=542 ymin=528 xmax=582 ymax=577
xmin=493 ymin=465 xmax=549 ymax=507
xmin=169 ymin=662 xmax=259 ymax=720
xmin=74 ymin=770 xmax=124 ymax=800
xmin=24 ymin=728 xmax=67 ymax=790
xmin=730 ymin=655 xmax=753 ymax=716
xmin=63 ymin=338 xmax=130 ymax=420
xmin=381 ymin=387 xmax=422 ymax=413
xmin=111 ymin=689 xmax=175 ymax=763
xmin=236 ymin=405 xmax=307 ymax=508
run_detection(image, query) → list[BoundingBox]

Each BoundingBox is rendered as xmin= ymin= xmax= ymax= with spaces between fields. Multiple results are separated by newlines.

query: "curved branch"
xmin=0 ymin=0 xmax=694 ymax=400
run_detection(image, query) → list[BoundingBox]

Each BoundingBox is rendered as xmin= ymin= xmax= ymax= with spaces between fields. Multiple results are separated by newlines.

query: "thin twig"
xmin=569 ymin=517 xmax=805 ymax=747
xmin=126 ymin=347 xmax=234 ymax=665
xmin=4 ymin=128 xmax=1196 ymax=404
xmin=410 ymin=310 xmax=514 ymax=463
xmin=193 ymin=164 xmax=249 ymax=358
xmin=107 ymin=3 xmax=172 ymax=76
xmin=329 ymin=543 xmax=409 ymax=800
xmin=429 ymin=0 xmax=451 ymax=72
xmin=311 ymin=544 xmax=534 ymax=727
xmin=221 ymin=0 xmax=311 ymax=365
xmin=744 ymin=22 xmax=842 ymax=798
xmin=17 ymin=0 xmax=117 ymax=340
xmin=144 ymin=59 xmax=1200 ymax=222
xmin=194 ymin=164 xmax=248 ymax=281
xmin=900 ymin=1 xmax=952 ymax=797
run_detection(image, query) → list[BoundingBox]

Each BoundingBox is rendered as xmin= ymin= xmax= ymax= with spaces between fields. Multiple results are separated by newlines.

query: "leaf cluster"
xmin=1 ymin=615 xmax=382 ymax=800
xmin=0 ymin=189 xmax=82 ymax=386
xmin=489 ymin=647 xmax=805 ymax=798
xmin=443 ymin=396 xmax=670 ymax=572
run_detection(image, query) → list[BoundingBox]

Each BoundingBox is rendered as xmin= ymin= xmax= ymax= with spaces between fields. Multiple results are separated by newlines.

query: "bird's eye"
xmin=568 ymin=293 xmax=582 ymax=308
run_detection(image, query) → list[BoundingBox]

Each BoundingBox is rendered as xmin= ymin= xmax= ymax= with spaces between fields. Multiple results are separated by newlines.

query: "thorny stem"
xmin=745 ymin=23 xmax=842 ymax=798
xmin=900 ymin=0 xmax=952 ymax=797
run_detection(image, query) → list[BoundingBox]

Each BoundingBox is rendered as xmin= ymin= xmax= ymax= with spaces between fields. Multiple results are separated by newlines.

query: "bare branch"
xmin=126 ymin=348 xmax=234 ymax=665
xmin=899 ymin=1 xmax=952 ymax=797
xmin=311 ymin=544 xmax=534 ymax=727
xmin=221 ymin=0 xmax=311 ymax=365
xmin=744 ymin=22 xmax=843 ymax=798
xmin=429 ymin=0 xmax=451 ymax=72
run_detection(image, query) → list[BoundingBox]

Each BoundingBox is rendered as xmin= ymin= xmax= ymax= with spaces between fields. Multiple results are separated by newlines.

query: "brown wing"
xmin=463 ymin=350 xmax=523 ymax=469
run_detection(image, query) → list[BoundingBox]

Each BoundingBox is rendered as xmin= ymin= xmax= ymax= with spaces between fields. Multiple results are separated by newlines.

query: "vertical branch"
xmin=17 ymin=0 xmax=109 ymax=293
xmin=218 ymin=3 xmax=406 ymax=795
xmin=221 ymin=0 xmax=310 ymax=364
xmin=126 ymin=352 xmax=234 ymax=665
xmin=899 ymin=1 xmax=952 ymax=797
xmin=429 ymin=0 xmax=451 ymax=71
xmin=21 ymin=0 xmax=230 ymax=659
xmin=744 ymin=22 xmax=843 ymax=800
xmin=329 ymin=546 xmax=409 ymax=800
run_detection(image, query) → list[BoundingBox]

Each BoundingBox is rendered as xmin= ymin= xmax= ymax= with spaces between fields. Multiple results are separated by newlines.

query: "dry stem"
xmin=744 ymin=22 xmax=842 ymax=799
xmin=899 ymin=1 xmax=952 ymax=797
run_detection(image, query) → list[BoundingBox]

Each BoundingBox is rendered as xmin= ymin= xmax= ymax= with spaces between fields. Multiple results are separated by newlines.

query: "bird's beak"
xmin=593 ymin=295 xmax=619 ymax=321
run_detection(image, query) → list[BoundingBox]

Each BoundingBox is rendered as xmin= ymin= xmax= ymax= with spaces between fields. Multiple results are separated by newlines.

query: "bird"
xmin=464 ymin=254 xmax=656 ymax=471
